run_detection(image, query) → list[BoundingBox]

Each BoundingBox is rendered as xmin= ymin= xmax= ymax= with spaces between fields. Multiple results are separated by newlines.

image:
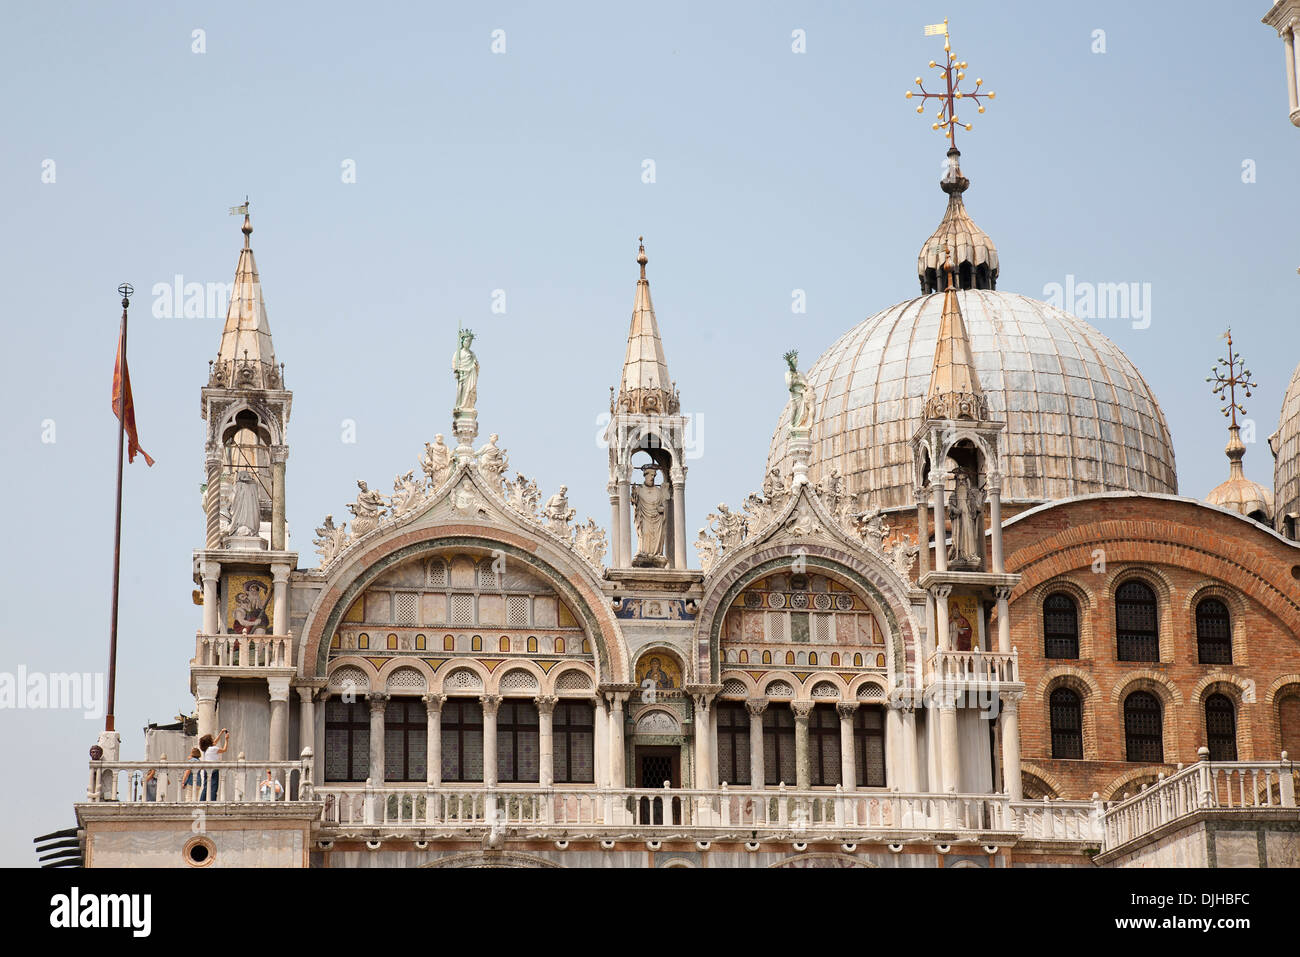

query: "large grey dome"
xmin=1270 ymin=361 xmax=1300 ymax=536
xmin=768 ymin=290 xmax=1178 ymax=510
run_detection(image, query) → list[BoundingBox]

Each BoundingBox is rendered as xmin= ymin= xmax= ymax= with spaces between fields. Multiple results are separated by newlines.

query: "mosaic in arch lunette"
xmin=720 ymin=570 xmax=888 ymax=672
xmin=328 ymin=550 xmax=593 ymax=662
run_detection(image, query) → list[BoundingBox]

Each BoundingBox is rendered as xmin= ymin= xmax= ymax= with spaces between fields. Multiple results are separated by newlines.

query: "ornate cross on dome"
xmin=1207 ymin=329 xmax=1256 ymax=429
xmin=905 ymin=18 xmax=995 ymax=151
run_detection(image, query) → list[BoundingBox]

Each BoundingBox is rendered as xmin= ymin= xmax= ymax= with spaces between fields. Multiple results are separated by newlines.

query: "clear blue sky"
xmin=0 ymin=1 xmax=1295 ymax=865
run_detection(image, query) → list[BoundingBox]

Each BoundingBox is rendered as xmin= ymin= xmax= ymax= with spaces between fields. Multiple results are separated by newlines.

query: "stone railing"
xmin=926 ymin=649 xmax=1019 ymax=686
xmin=85 ymin=749 xmax=314 ymax=804
xmin=1102 ymin=752 xmax=1298 ymax=851
xmin=194 ymin=633 xmax=295 ymax=669
xmin=315 ymin=782 xmax=1015 ymax=836
xmin=1012 ymin=798 xmax=1104 ymax=843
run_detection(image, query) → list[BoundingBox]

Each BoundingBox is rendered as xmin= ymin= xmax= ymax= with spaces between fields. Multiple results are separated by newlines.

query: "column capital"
xmin=295 ymin=685 xmax=319 ymax=704
xmin=270 ymin=444 xmax=290 ymax=465
xmin=791 ymin=700 xmax=815 ymax=720
xmin=200 ymin=560 xmax=221 ymax=583
xmin=835 ymin=701 xmax=860 ymax=720
xmin=195 ymin=675 xmax=220 ymax=699
xmin=479 ymin=694 xmax=502 ymax=715
xmin=268 ymin=676 xmax=292 ymax=702
xmin=422 ymin=692 xmax=447 ymax=711
xmin=366 ymin=692 xmax=390 ymax=712
xmin=744 ymin=697 xmax=769 ymax=717
xmin=915 ymin=487 xmax=929 ymax=502
xmin=931 ymin=583 xmax=954 ymax=600
xmin=993 ymin=585 xmax=1014 ymax=602
xmin=533 ymin=694 xmax=558 ymax=714
xmin=271 ymin=563 xmax=292 ymax=583
xmin=998 ymin=690 xmax=1024 ymax=710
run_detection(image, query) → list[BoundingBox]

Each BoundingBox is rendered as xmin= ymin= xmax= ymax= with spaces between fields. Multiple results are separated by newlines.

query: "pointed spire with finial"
xmin=615 ymin=236 xmax=678 ymax=415
xmin=1205 ymin=330 xmax=1273 ymax=521
xmin=925 ymin=250 xmax=988 ymax=421
xmin=214 ymin=200 xmax=282 ymax=391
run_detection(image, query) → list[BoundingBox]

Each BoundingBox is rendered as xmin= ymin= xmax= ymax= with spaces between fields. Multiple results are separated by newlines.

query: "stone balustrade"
xmin=194 ymin=633 xmax=295 ymax=669
xmin=1102 ymin=752 xmax=1298 ymax=851
xmin=1011 ymin=798 xmax=1104 ymax=843
xmin=315 ymin=782 xmax=1015 ymax=836
xmin=86 ymin=749 xmax=313 ymax=804
xmin=926 ymin=648 xmax=1019 ymax=686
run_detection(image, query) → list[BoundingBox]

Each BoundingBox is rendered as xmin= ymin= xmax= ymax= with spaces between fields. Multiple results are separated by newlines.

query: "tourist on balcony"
xmin=257 ymin=769 xmax=283 ymax=802
xmin=181 ymin=747 xmax=203 ymax=800
xmin=199 ymin=729 xmax=230 ymax=801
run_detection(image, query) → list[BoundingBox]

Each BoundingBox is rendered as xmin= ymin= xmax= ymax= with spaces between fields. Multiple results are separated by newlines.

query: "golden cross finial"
xmin=1206 ymin=329 xmax=1256 ymax=429
xmin=905 ymin=18 xmax=995 ymax=151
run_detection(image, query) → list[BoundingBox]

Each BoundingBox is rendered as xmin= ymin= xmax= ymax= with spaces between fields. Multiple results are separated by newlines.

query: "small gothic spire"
xmin=615 ymin=237 xmax=678 ymax=416
xmin=214 ymin=208 xmax=281 ymax=390
xmin=918 ymin=148 xmax=999 ymax=294
xmin=1206 ymin=330 xmax=1273 ymax=521
xmin=924 ymin=248 xmax=988 ymax=421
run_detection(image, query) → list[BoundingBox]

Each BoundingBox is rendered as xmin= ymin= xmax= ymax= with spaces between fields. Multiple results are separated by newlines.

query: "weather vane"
xmin=905 ymin=18 xmax=995 ymax=151
xmin=1206 ymin=329 xmax=1256 ymax=429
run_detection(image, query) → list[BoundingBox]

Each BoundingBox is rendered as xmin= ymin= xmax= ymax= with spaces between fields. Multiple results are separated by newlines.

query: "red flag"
xmin=111 ymin=328 xmax=155 ymax=466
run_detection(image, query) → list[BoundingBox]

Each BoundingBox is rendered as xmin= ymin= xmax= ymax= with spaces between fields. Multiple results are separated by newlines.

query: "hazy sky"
xmin=1 ymin=1 xmax=1296 ymax=865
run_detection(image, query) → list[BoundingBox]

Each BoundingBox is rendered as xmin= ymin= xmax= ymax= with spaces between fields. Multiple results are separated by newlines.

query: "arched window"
xmin=1116 ymin=581 xmax=1159 ymax=662
xmin=853 ymin=706 xmax=886 ymax=787
xmin=808 ymin=705 xmax=841 ymax=787
xmin=762 ymin=707 xmax=796 ymax=786
xmin=716 ymin=703 xmax=751 ymax=785
xmin=1049 ymin=688 xmax=1083 ymax=759
xmin=1195 ymin=599 xmax=1232 ymax=664
xmin=1204 ymin=694 xmax=1238 ymax=761
xmin=1043 ymin=593 xmax=1079 ymax=659
xmin=1124 ymin=691 xmax=1163 ymax=763
xmin=383 ymin=698 xmax=428 ymax=782
xmin=324 ymin=699 xmax=369 ymax=782
xmin=1281 ymin=691 xmax=1300 ymax=758
xmin=552 ymin=701 xmax=594 ymax=783
xmin=441 ymin=699 xmax=484 ymax=782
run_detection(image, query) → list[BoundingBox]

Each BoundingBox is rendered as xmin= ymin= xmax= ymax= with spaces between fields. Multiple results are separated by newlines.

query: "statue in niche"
xmin=947 ymin=469 xmax=985 ymax=568
xmin=228 ymin=470 xmax=262 ymax=538
xmin=543 ymin=485 xmax=576 ymax=535
xmin=631 ymin=465 xmax=669 ymax=567
xmin=421 ymin=435 xmax=453 ymax=489
xmin=348 ymin=480 xmax=387 ymax=537
xmin=785 ymin=350 xmax=813 ymax=432
xmin=452 ymin=328 xmax=479 ymax=415
xmin=476 ymin=433 xmax=509 ymax=486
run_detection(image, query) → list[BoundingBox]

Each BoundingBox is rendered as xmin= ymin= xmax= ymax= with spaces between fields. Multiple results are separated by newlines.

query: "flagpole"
xmin=106 ymin=282 xmax=133 ymax=733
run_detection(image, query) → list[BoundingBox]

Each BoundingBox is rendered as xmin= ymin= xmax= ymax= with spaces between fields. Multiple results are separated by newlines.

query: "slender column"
xmin=606 ymin=692 xmax=627 ymax=788
xmin=195 ymin=675 xmax=220 ymax=740
xmin=746 ymin=698 xmax=768 ymax=787
xmin=837 ymin=702 xmax=859 ymax=791
xmin=296 ymin=686 xmax=316 ymax=760
xmin=994 ymin=586 xmax=1013 ymax=655
xmin=268 ymin=676 xmax=291 ymax=762
xmin=691 ymin=692 xmax=713 ymax=789
xmin=204 ymin=448 xmax=223 ymax=549
xmin=931 ymin=471 xmax=949 ymax=573
xmin=617 ymin=474 xmax=633 ymax=568
xmin=535 ymin=695 xmax=557 ymax=787
xmin=671 ymin=467 xmax=687 ymax=570
xmin=271 ymin=563 xmax=290 ymax=638
xmin=423 ymin=693 xmax=445 ymax=786
xmin=271 ymin=445 xmax=288 ymax=551
xmin=607 ymin=482 xmax=622 ymax=568
xmin=314 ymin=691 xmax=330 ymax=772
xmin=1285 ymin=27 xmax=1299 ymax=116
xmin=933 ymin=584 xmax=953 ymax=653
xmin=939 ymin=700 xmax=959 ymax=794
xmin=480 ymin=695 xmax=501 ymax=787
xmin=988 ymin=476 xmax=1004 ymax=573
xmin=593 ymin=697 xmax=608 ymax=787
xmin=201 ymin=560 xmax=220 ymax=636
xmin=366 ymin=693 xmax=388 ymax=783
xmin=1000 ymin=693 xmax=1023 ymax=801
xmin=792 ymin=701 xmax=813 ymax=790
xmin=915 ymin=489 xmax=930 ymax=578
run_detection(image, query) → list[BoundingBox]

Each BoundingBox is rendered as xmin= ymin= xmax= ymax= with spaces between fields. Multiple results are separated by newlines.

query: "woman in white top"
xmin=198 ymin=728 xmax=229 ymax=801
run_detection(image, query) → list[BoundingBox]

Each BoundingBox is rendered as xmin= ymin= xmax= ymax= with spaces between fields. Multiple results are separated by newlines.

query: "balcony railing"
xmin=1011 ymin=799 xmax=1103 ymax=843
xmin=1101 ymin=752 xmax=1298 ymax=851
xmin=314 ymin=782 xmax=1015 ymax=836
xmin=194 ymin=633 xmax=294 ymax=669
xmin=926 ymin=648 xmax=1019 ymax=686
xmin=84 ymin=751 xmax=314 ymax=804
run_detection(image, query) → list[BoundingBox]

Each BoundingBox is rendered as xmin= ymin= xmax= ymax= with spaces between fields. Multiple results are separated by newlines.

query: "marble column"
xmin=995 ymin=586 xmax=1013 ymax=655
xmin=593 ymin=697 xmax=608 ymax=787
xmin=617 ymin=473 xmax=632 ymax=568
xmin=933 ymin=584 xmax=953 ymax=653
xmin=988 ymin=476 xmax=1004 ymax=573
xmin=195 ymin=675 xmax=220 ymax=740
xmin=939 ymin=700 xmax=959 ymax=794
xmin=1000 ymin=692 xmax=1024 ymax=801
xmin=271 ymin=444 xmax=288 ymax=551
xmin=423 ymin=693 xmax=445 ymax=787
xmin=671 ymin=466 xmax=687 ymax=570
xmin=1285 ymin=26 xmax=1299 ymax=117
xmin=931 ymin=471 xmax=949 ymax=573
xmin=535 ymin=695 xmax=557 ymax=787
xmin=296 ymin=686 xmax=316 ymax=761
xmin=792 ymin=701 xmax=813 ymax=790
xmin=914 ymin=489 xmax=930 ymax=578
xmin=204 ymin=448 xmax=223 ymax=550
xmin=606 ymin=692 xmax=627 ymax=788
xmin=480 ymin=695 xmax=501 ymax=787
xmin=268 ymin=676 xmax=291 ymax=762
xmin=900 ymin=705 xmax=920 ymax=791
xmin=201 ymin=560 xmax=220 ymax=636
xmin=746 ymin=698 xmax=768 ymax=788
xmin=691 ymin=692 xmax=713 ymax=789
xmin=271 ymin=562 xmax=290 ymax=643
xmin=367 ymin=693 xmax=388 ymax=783
xmin=607 ymin=482 xmax=622 ymax=568
xmin=837 ymin=702 xmax=859 ymax=791
xmin=884 ymin=704 xmax=903 ymax=790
